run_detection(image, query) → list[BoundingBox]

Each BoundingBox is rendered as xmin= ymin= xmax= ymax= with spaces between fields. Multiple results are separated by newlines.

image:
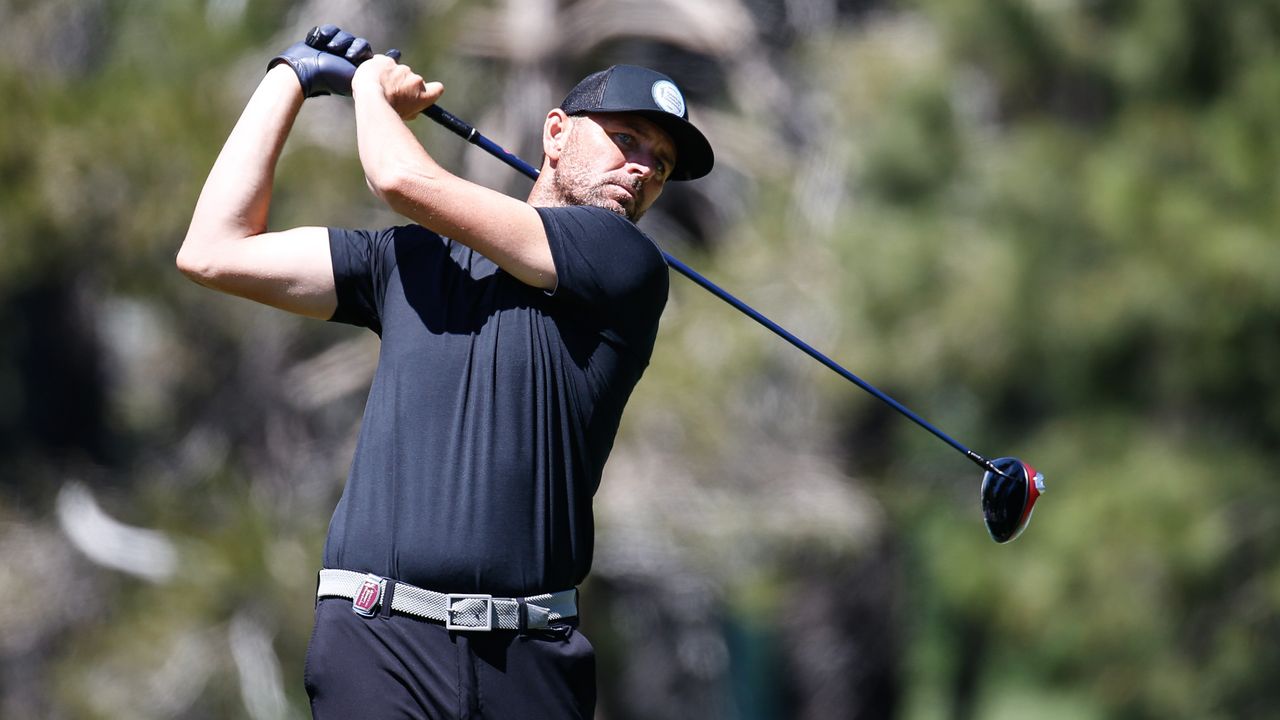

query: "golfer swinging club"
xmin=178 ymin=25 xmax=713 ymax=718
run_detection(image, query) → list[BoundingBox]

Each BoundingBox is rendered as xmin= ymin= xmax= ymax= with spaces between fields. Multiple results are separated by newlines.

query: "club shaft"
xmin=664 ymin=253 xmax=1000 ymax=475
xmin=425 ymin=106 xmax=540 ymax=179
xmin=422 ymin=104 xmax=999 ymax=476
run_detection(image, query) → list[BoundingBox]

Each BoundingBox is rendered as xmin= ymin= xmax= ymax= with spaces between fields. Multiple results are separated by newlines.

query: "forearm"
xmin=350 ymin=62 xmax=555 ymax=288
xmin=352 ymin=81 xmax=449 ymax=215
xmin=181 ymin=65 xmax=304 ymax=256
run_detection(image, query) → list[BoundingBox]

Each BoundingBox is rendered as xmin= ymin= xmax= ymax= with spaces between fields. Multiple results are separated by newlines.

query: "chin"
xmin=586 ymin=197 xmax=633 ymax=221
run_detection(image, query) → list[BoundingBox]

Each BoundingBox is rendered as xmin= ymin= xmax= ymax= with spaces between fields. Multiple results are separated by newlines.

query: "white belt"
xmin=316 ymin=569 xmax=577 ymax=632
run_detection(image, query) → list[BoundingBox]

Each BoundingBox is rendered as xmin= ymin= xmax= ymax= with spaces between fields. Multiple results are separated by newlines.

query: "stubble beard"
xmin=550 ymin=131 xmax=646 ymax=222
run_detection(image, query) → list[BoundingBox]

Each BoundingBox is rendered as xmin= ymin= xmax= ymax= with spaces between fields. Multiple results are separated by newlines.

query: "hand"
xmin=352 ymin=55 xmax=444 ymax=120
xmin=269 ymin=25 xmax=374 ymax=97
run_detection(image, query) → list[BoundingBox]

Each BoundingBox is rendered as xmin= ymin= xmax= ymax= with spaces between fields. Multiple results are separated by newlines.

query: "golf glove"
xmin=269 ymin=24 xmax=374 ymax=97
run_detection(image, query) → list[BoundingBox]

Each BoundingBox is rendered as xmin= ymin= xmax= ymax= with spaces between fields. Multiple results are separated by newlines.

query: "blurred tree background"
xmin=3 ymin=0 xmax=1279 ymax=717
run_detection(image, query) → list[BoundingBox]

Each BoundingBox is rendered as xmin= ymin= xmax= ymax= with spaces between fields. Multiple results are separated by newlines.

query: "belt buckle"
xmin=445 ymin=593 xmax=494 ymax=631
xmin=352 ymin=574 xmax=385 ymax=617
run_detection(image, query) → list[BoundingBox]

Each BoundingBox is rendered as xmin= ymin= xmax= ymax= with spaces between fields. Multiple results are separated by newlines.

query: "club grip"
xmin=424 ymin=105 xmax=476 ymax=141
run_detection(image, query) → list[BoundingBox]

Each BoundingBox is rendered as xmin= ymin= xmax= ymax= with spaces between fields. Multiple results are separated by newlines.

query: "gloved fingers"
xmin=386 ymin=48 xmax=401 ymax=62
xmin=323 ymin=29 xmax=356 ymax=57
xmin=282 ymin=25 xmax=387 ymax=97
xmin=346 ymin=37 xmax=373 ymax=64
xmin=306 ymin=24 xmax=340 ymax=49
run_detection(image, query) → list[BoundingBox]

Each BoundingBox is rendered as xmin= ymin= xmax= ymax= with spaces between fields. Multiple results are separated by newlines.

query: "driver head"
xmin=981 ymin=457 xmax=1045 ymax=543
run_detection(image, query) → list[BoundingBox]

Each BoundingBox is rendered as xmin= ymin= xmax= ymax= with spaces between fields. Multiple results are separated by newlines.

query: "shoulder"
xmin=536 ymin=206 xmax=669 ymax=308
xmin=535 ymin=205 xmax=639 ymax=236
xmin=535 ymin=206 xmax=665 ymax=263
xmin=331 ymin=223 xmax=448 ymax=257
xmin=330 ymin=223 xmax=444 ymax=243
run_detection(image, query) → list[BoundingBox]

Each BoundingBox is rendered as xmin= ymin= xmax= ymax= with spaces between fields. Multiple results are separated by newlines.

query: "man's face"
xmin=551 ymin=113 xmax=677 ymax=222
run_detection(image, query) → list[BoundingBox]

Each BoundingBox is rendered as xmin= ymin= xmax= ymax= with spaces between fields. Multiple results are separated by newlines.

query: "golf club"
xmin=324 ymin=34 xmax=1046 ymax=543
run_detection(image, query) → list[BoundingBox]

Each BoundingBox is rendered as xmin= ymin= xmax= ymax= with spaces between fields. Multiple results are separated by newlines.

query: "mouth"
xmin=607 ymin=182 xmax=643 ymax=211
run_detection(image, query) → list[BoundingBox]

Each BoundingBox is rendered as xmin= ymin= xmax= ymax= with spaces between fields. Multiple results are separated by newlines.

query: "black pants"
xmin=304 ymin=598 xmax=596 ymax=719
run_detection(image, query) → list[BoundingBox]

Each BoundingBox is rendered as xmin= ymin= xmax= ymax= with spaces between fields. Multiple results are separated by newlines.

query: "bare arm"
xmin=177 ymin=64 xmax=337 ymax=319
xmin=350 ymin=56 xmax=556 ymax=290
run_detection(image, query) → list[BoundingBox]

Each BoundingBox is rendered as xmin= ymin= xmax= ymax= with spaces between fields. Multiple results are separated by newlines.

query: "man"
xmin=177 ymin=26 xmax=713 ymax=719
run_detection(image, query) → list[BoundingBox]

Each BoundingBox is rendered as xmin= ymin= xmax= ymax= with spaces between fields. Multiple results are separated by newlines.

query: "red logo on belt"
xmin=353 ymin=577 xmax=382 ymax=616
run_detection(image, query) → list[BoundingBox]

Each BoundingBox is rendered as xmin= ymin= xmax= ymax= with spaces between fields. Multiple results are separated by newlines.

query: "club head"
xmin=981 ymin=457 xmax=1045 ymax=543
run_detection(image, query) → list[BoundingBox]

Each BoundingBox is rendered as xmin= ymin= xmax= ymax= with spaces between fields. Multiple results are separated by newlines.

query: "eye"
xmin=614 ymin=133 xmax=635 ymax=146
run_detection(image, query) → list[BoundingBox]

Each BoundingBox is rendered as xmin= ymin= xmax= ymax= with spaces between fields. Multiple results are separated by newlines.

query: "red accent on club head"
xmin=1016 ymin=460 xmax=1041 ymax=531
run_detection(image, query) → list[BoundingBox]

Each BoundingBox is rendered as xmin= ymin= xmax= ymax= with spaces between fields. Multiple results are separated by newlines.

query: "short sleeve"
xmin=328 ymin=226 xmax=397 ymax=333
xmin=537 ymin=206 xmax=670 ymax=317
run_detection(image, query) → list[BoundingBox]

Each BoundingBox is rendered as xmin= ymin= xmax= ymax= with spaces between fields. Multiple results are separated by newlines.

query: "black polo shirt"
xmin=323 ymin=205 xmax=668 ymax=597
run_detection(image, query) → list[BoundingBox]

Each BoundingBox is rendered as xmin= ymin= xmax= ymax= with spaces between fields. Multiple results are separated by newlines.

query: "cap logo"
xmin=651 ymin=80 xmax=686 ymax=117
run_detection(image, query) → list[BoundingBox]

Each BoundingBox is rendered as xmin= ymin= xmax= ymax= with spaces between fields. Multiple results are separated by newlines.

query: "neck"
xmin=526 ymin=172 xmax=561 ymax=208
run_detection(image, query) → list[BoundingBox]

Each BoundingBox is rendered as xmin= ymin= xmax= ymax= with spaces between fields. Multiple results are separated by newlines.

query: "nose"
xmin=625 ymin=151 xmax=659 ymax=182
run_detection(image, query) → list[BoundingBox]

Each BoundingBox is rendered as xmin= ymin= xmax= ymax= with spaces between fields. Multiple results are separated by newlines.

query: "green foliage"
xmin=804 ymin=1 xmax=1280 ymax=716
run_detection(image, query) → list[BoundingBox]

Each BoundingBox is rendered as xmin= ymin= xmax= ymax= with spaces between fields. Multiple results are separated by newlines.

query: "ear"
xmin=543 ymin=109 xmax=572 ymax=161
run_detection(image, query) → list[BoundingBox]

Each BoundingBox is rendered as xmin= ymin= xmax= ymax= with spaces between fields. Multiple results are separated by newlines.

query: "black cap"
xmin=560 ymin=65 xmax=714 ymax=181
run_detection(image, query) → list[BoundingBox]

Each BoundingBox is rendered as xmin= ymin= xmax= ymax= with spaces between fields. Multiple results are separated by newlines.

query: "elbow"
xmin=366 ymin=166 xmax=409 ymax=204
xmin=175 ymin=231 xmax=218 ymax=286
xmin=366 ymin=162 xmax=437 ymax=213
xmin=175 ymin=244 xmax=207 ymax=285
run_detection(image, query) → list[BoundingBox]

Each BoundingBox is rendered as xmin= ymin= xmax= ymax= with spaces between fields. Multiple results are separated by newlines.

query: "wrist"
xmin=266 ymin=62 xmax=305 ymax=97
xmin=350 ymin=65 xmax=382 ymax=103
